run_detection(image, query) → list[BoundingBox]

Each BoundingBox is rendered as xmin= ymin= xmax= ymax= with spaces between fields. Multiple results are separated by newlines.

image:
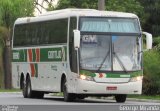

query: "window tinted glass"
xmin=13 ymin=18 xmax=68 ymax=47
xmin=14 ymin=24 xmax=26 ymax=46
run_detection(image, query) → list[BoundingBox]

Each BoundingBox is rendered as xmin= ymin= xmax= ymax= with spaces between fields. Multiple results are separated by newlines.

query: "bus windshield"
xmin=79 ymin=17 xmax=141 ymax=72
xmin=80 ymin=17 xmax=140 ymax=33
xmin=80 ymin=35 xmax=141 ymax=72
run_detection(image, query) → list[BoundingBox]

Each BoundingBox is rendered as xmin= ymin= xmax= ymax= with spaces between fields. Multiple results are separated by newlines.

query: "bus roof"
xmin=15 ymin=8 xmax=138 ymax=25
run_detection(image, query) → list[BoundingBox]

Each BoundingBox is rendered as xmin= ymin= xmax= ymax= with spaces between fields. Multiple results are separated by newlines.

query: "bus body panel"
xmin=12 ymin=45 xmax=68 ymax=92
xmin=76 ymin=79 xmax=142 ymax=94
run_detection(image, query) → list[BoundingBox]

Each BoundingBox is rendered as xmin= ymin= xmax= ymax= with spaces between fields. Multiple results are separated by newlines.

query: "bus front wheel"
xmin=115 ymin=94 xmax=127 ymax=103
xmin=62 ymin=78 xmax=75 ymax=102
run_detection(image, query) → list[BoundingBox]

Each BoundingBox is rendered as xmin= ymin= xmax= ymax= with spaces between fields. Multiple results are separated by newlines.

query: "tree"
xmin=0 ymin=0 xmax=35 ymax=89
xmin=55 ymin=0 xmax=97 ymax=9
xmin=0 ymin=0 xmax=35 ymax=28
xmin=138 ymin=0 xmax=160 ymax=37
xmin=106 ymin=0 xmax=145 ymax=25
xmin=54 ymin=0 xmax=145 ymax=26
xmin=0 ymin=27 xmax=10 ymax=89
xmin=0 ymin=27 xmax=8 ymax=88
xmin=34 ymin=0 xmax=56 ymax=13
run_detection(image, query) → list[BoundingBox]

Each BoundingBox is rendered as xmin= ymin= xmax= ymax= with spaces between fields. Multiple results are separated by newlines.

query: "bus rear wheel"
xmin=26 ymin=77 xmax=44 ymax=99
xmin=62 ymin=78 xmax=75 ymax=102
xmin=115 ymin=94 xmax=127 ymax=103
xmin=26 ymin=77 xmax=35 ymax=98
xmin=22 ymin=78 xmax=27 ymax=98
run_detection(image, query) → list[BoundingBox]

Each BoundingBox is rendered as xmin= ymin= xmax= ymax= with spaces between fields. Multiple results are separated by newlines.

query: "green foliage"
xmin=143 ymin=50 xmax=160 ymax=95
xmin=128 ymin=94 xmax=160 ymax=100
xmin=0 ymin=0 xmax=35 ymax=28
xmin=142 ymin=31 xmax=160 ymax=96
xmin=55 ymin=0 xmax=145 ymax=26
xmin=153 ymin=37 xmax=160 ymax=51
xmin=106 ymin=0 xmax=145 ymax=25
xmin=57 ymin=0 xmax=98 ymax=9
xmin=0 ymin=0 xmax=35 ymax=89
xmin=138 ymin=0 xmax=160 ymax=36
xmin=0 ymin=88 xmax=20 ymax=92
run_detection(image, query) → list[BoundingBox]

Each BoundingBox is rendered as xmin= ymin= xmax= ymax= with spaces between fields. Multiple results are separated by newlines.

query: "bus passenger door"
xmin=68 ymin=44 xmax=79 ymax=93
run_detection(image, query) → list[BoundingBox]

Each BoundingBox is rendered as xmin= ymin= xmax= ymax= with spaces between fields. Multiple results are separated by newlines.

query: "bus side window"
xmin=14 ymin=25 xmax=20 ymax=46
xmin=44 ymin=22 xmax=49 ymax=44
xmin=48 ymin=19 xmax=67 ymax=44
xmin=14 ymin=24 xmax=27 ymax=47
xmin=69 ymin=17 xmax=77 ymax=73
xmin=39 ymin=23 xmax=44 ymax=45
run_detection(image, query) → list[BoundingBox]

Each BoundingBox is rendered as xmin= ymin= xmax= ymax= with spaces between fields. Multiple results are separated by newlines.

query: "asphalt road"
xmin=0 ymin=93 xmax=160 ymax=111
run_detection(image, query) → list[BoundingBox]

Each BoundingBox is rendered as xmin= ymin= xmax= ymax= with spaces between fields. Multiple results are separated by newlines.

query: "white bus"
xmin=12 ymin=9 xmax=152 ymax=102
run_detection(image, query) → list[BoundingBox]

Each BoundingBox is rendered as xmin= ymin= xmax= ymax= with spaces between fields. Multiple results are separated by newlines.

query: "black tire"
xmin=62 ymin=78 xmax=75 ymax=102
xmin=22 ymin=78 xmax=27 ymax=98
xmin=22 ymin=76 xmax=44 ymax=99
xmin=26 ymin=77 xmax=35 ymax=98
xmin=115 ymin=94 xmax=127 ymax=103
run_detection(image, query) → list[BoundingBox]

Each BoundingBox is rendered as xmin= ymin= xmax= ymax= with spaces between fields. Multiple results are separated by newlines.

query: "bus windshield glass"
xmin=80 ymin=17 xmax=140 ymax=33
xmin=79 ymin=17 xmax=142 ymax=72
xmin=80 ymin=35 xmax=141 ymax=72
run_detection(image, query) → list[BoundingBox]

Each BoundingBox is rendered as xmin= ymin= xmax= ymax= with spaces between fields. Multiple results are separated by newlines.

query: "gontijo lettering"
xmin=48 ymin=50 xmax=62 ymax=59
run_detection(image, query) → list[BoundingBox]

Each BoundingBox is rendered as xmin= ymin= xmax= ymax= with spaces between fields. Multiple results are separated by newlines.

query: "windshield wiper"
xmin=113 ymin=52 xmax=127 ymax=73
xmin=97 ymin=37 xmax=128 ymax=72
xmin=112 ymin=44 xmax=127 ymax=73
xmin=97 ymin=51 xmax=110 ymax=71
xmin=97 ymin=38 xmax=111 ymax=71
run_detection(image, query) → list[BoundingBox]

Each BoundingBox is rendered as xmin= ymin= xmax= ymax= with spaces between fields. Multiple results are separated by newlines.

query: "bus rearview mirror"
xmin=143 ymin=32 xmax=152 ymax=50
xmin=73 ymin=30 xmax=80 ymax=49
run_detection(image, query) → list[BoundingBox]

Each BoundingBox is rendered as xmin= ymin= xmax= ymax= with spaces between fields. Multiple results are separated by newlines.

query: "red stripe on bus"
xmin=30 ymin=63 xmax=35 ymax=77
xmin=28 ymin=49 xmax=33 ymax=62
xmin=36 ymin=48 xmax=40 ymax=62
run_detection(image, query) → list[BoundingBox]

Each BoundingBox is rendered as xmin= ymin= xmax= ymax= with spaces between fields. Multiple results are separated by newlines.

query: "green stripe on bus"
xmin=12 ymin=49 xmax=27 ymax=62
xmin=12 ymin=47 xmax=67 ymax=62
xmin=80 ymin=70 xmax=142 ymax=78
xmin=40 ymin=47 xmax=62 ymax=62
xmin=35 ymin=64 xmax=38 ymax=77
xmin=32 ymin=49 xmax=36 ymax=62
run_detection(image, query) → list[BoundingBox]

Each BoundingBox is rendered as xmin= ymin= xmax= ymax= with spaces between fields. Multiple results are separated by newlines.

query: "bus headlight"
xmin=79 ymin=75 xmax=94 ymax=81
xmin=130 ymin=76 xmax=143 ymax=82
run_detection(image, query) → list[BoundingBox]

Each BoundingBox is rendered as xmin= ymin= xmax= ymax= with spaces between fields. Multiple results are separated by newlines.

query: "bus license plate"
xmin=107 ymin=86 xmax=117 ymax=90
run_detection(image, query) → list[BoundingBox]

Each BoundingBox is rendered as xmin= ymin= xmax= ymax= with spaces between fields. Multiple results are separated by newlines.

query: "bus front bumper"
xmin=76 ymin=79 xmax=142 ymax=95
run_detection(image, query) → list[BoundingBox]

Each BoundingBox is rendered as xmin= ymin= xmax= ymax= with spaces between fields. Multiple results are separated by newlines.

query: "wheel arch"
xmin=61 ymin=73 xmax=66 ymax=92
xmin=26 ymin=73 xmax=31 ymax=81
xmin=20 ymin=73 xmax=25 ymax=89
